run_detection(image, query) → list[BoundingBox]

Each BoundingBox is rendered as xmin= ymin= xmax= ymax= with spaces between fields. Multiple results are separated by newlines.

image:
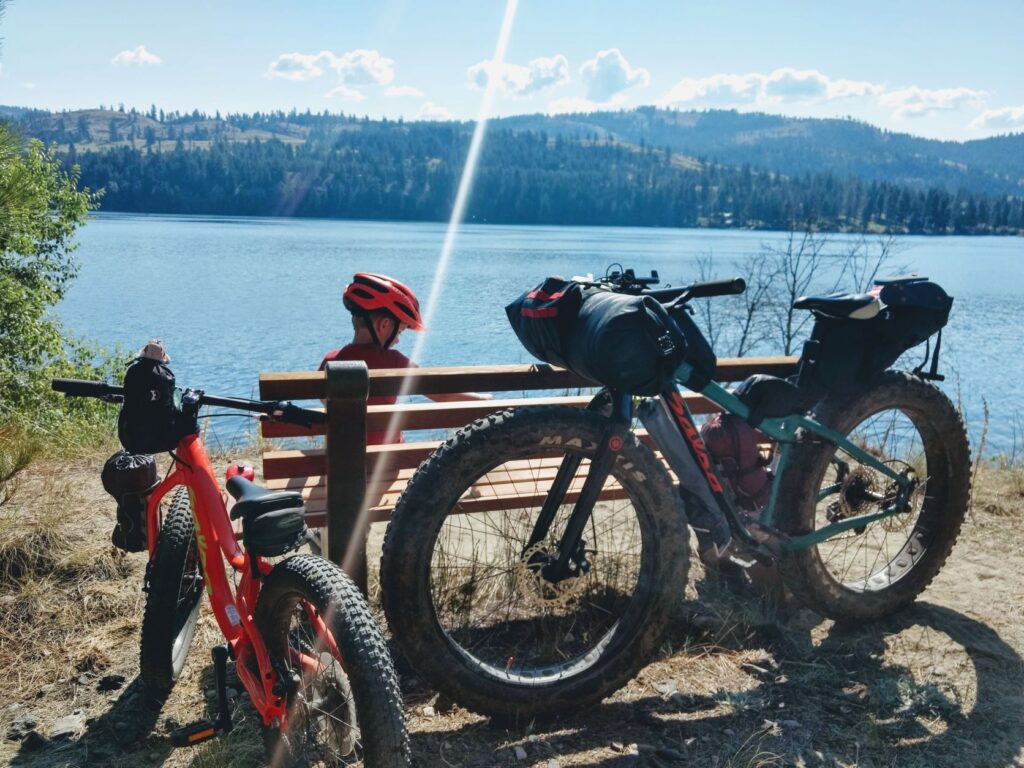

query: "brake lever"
xmin=268 ymin=401 xmax=324 ymax=428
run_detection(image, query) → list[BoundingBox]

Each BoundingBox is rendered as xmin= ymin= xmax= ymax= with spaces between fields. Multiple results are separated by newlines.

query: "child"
xmin=320 ymin=273 xmax=491 ymax=444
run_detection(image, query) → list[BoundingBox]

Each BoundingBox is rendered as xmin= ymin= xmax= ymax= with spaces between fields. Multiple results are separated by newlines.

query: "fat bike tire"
xmin=255 ymin=555 xmax=411 ymax=767
xmin=777 ymin=371 xmax=971 ymax=621
xmin=380 ymin=406 xmax=688 ymax=722
xmin=139 ymin=486 xmax=203 ymax=693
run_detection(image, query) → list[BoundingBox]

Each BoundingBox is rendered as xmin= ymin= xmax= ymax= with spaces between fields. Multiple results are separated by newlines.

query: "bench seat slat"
xmin=262 ymin=429 xmax=662 ymax=480
xmin=261 ymin=392 xmax=723 ymax=439
xmin=302 ymin=483 xmax=642 ymax=528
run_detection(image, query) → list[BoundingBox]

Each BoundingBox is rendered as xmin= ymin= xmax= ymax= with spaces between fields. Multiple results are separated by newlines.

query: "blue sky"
xmin=1 ymin=0 xmax=1022 ymax=140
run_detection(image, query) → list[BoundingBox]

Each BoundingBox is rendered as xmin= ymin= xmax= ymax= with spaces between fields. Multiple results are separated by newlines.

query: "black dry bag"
xmin=117 ymin=357 xmax=194 ymax=454
xmin=507 ymin=278 xmax=692 ymax=395
xmin=101 ymin=451 xmax=158 ymax=552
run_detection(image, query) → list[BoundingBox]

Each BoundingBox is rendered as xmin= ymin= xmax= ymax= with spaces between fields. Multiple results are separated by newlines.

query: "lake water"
xmin=58 ymin=213 xmax=1023 ymax=454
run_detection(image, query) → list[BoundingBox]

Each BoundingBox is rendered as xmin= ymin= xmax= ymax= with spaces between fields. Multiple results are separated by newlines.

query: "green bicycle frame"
xmin=673 ymin=364 xmax=914 ymax=551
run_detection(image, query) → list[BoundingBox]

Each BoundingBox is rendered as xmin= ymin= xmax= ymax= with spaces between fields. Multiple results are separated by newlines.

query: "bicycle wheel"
xmin=140 ymin=486 xmax=204 ymax=692
xmin=380 ymin=406 xmax=688 ymax=721
xmin=255 ymin=555 xmax=410 ymax=768
xmin=777 ymin=371 xmax=971 ymax=620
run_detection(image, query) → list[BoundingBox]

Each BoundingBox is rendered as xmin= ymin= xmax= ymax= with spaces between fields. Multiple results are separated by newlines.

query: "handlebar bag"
xmin=117 ymin=357 xmax=196 ymax=454
xmin=101 ymin=451 xmax=158 ymax=552
xmin=507 ymin=278 xmax=693 ymax=395
xmin=505 ymin=277 xmax=585 ymax=370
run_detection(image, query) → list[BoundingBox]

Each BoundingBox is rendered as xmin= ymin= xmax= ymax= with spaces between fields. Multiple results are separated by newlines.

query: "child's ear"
xmin=373 ymin=314 xmax=396 ymax=344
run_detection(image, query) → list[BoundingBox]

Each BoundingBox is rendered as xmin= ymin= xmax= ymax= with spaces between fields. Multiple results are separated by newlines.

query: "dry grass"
xmin=2 ymin=453 xmax=1023 ymax=767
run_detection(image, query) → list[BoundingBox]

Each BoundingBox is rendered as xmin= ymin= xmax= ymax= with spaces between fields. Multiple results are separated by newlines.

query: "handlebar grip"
xmin=51 ymin=379 xmax=124 ymax=398
xmin=644 ymin=286 xmax=689 ymax=302
xmin=688 ymin=277 xmax=746 ymax=299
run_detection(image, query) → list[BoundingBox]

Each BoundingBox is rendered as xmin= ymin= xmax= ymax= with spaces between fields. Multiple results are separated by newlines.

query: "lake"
xmin=58 ymin=213 xmax=1023 ymax=454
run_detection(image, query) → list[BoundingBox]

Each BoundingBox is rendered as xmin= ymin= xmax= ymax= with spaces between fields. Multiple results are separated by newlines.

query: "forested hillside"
xmin=497 ymin=108 xmax=1024 ymax=197
xmin=4 ymin=105 xmax=1022 ymax=234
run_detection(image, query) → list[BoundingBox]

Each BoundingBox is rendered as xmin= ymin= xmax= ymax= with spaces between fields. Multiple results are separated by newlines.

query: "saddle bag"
xmin=101 ymin=451 xmax=158 ymax=552
xmin=801 ymin=276 xmax=953 ymax=394
xmin=243 ymin=507 xmax=308 ymax=557
xmin=507 ymin=277 xmax=715 ymax=395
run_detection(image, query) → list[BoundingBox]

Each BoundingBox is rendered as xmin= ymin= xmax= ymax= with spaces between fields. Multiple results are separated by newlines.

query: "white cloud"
xmin=333 ymin=49 xmax=394 ymax=86
xmin=547 ymin=95 xmax=627 ymax=115
xmin=762 ymin=68 xmax=830 ymax=100
xmin=467 ymin=54 xmax=570 ymax=97
xmin=662 ymin=73 xmax=763 ymax=106
xmin=23 ymin=82 xmax=36 ymax=90
xmin=385 ymin=85 xmax=424 ymax=98
xmin=111 ymin=45 xmax=162 ymax=66
xmin=267 ymin=49 xmax=395 ymax=92
xmin=826 ymin=77 xmax=883 ymax=100
xmin=415 ymin=101 xmax=453 ymax=121
xmin=661 ymin=68 xmax=883 ymax=108
xmin=970 ymin=105 xmax=1024 ymax=131
xmin=267 ymin=52 xmax=328 ymax=81
xmin=880 ymin=86 xmax=986 ymax=119
xmin=325 ymin=85 xmax=366 ymax=102
xmin=579 ymin=49 xmax=649 ymax=102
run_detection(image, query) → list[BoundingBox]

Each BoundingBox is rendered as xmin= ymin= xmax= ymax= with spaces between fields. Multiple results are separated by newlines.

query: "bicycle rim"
xmin=170 ymin=535 xmax=203 ymax=674
xmin=428 ymin=447 xmax=649 ymax=685
xmin=272 ymin=602 xmax=362 ymax=766
xmin=811 ymin=404 xmax=936 ymax=592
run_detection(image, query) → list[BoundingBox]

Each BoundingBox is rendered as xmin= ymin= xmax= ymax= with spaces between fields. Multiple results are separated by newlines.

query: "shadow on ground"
xmin=7 ymin=600 xmax=1020 ymax=767
xmin=405 ymin=600 xmax=1024 ymax=767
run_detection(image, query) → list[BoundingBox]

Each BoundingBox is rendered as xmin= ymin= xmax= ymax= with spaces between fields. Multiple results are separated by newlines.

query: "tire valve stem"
xmin=505 ymin=656 xmax=514 ymax=673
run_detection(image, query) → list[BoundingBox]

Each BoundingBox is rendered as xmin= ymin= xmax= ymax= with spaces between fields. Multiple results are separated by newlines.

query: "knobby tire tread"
xmin=255 ymin=554 xmax=411 ymax=767
xmin=139 ymin=486 xmax=201 ymax=693
xmin=380 ymin=406 xmax=689 ymax=722
xmin=777 ymin=371 xmax=971 ymax=621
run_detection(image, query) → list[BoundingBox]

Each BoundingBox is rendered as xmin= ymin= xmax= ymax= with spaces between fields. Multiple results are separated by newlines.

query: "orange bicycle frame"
xmin=144 ymin=434 xmax=326 ymax=726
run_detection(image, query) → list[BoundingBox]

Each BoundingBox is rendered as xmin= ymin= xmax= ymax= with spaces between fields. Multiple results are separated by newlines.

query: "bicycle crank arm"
xmin=170 ymin=644 xmax=233 ymax=748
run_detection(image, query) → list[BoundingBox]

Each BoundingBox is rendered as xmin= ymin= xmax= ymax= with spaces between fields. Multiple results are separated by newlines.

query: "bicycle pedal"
xmin=170 ymin=719 xmax=222 ymax=747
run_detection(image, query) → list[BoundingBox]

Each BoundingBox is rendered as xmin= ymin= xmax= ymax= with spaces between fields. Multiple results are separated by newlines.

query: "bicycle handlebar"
xmin=641 ymin=277 xmax=747 ymax=307
xmin=51 ymin=379 xmax=325 ymax=426
xmin=52 ymin=378 xmax=124 ymax=399
xmin=686 ymin=277 xmax=747 ymax=299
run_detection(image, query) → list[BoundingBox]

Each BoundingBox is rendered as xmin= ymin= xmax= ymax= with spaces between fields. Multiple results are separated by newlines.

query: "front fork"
xmin=525 ymin=390 xmax=632 ymax=582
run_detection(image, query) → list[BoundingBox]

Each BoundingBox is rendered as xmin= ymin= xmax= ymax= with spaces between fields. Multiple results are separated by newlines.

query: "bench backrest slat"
xmin=260 ymin=391 xmax=725 ymax=439
xmin=258 ymin=358 xmax=799 ymax=401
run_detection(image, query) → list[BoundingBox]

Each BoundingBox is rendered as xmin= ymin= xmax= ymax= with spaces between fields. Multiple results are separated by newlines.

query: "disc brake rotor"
xmin=515 ymin=541 xmax=588 ymax=610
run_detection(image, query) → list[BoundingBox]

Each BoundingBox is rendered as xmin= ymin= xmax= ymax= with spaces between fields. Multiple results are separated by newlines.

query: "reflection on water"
xmin=59 ymin=213 xmax=1023 ymax=452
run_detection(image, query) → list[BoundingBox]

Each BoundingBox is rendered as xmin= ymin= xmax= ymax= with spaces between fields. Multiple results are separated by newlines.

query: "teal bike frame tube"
xmin=677 ymin=361 xmax=912 ymax=546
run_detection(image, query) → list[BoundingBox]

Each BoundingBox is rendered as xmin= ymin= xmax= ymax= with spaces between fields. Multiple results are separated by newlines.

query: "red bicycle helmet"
xmin=343 ymin=273 xmax=425 ymax=332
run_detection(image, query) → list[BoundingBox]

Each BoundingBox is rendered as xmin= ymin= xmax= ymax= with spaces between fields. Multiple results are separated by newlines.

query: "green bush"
xmin=0 ymin=122 xmax=122 ymax=451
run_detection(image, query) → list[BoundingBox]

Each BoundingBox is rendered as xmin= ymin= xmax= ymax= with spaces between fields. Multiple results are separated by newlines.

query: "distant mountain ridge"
xmin=5 ymin=104 xmax=1022 ymax=197
xmin=2 ymin=105 xmax=1021 ymax=234
xmin=495 ymin=108 xmax=1024 ymax=197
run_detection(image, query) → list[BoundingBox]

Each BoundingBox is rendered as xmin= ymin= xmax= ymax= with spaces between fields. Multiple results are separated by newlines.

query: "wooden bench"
xmin=258 ymin=358 xmax=798 ymax=590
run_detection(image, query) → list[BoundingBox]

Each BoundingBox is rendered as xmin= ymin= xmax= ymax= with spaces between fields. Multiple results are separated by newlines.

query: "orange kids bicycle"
xmin=52 ymin=374 xmax=410 ymax=767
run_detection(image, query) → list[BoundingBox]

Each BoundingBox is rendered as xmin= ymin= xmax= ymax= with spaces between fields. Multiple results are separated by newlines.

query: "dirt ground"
xmin=2 ymin=452 xmax=1023 ymax=768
